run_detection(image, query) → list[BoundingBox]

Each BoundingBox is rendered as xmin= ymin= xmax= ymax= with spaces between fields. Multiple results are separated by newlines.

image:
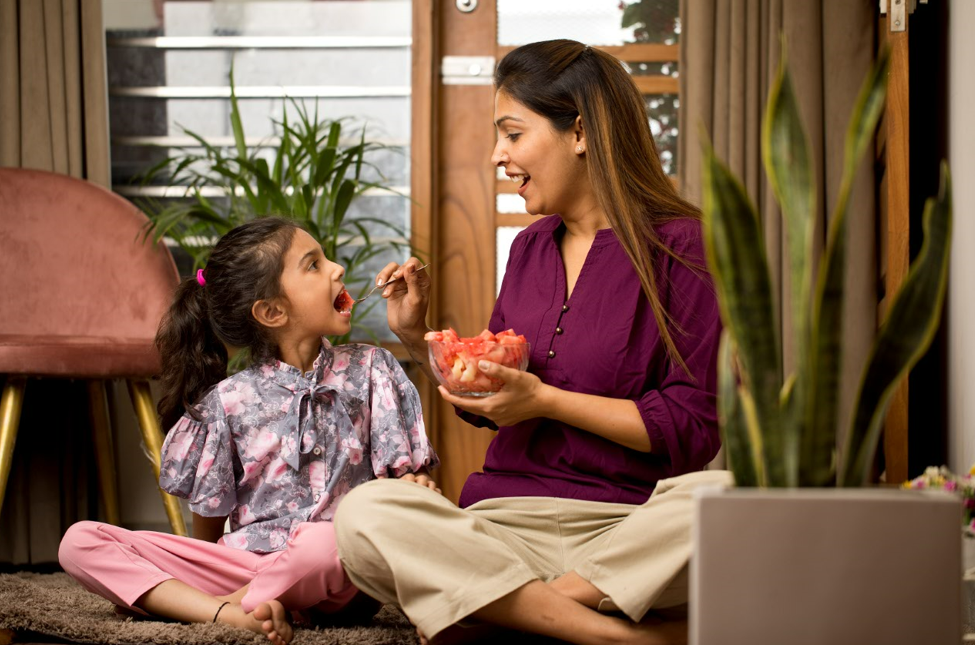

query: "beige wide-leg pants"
xmin=335 ymin=469 xmax=733 ymax=638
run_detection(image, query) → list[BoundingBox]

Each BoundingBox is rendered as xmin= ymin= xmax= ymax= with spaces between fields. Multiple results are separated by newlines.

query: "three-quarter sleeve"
xmin=634 ymin=234 xmax=722 ymax=474
xmin=367 ymin=348 xmax=440 ymax=478
xmin=159 ymin=411 xmax=237 ymax=517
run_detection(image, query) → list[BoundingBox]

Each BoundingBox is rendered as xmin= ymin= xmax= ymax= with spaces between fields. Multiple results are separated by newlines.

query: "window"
xmin=103 ymin=0 xmax=413 ymax=341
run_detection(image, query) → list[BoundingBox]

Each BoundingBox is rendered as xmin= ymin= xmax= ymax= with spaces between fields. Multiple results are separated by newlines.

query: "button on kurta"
xmin=548 ymin=350 xmax=556 ymax=358
xmin=562 ymin=304 xmax=570 ymax=312
xmin=313 ymin=446 xmax=322 ymax=456
xmin=556 ymin=327 xmax=563 ymax=334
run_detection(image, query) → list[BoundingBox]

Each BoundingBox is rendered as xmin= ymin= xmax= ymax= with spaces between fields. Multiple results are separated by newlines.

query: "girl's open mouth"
xmin=333 ymin=289 xmax=354 ymax=314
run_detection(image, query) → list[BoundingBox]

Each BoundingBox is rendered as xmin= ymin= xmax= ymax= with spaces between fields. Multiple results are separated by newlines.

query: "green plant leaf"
xmin=273 ymin=107 xmax=288 ymax=186
xmin=717 ymin=330 xmax=760 ymax=486
xmin=315 ymin=147 xmax=338 ymax=193
xmin=701 ymin=139 xmax=785 ymax=485
xmin=228 ymin=63 xmax=248 ymax=160
xmin=355 ymin=126 xmax=366 ymax=181
xmin=805 ymin=49 xmax=890 ymax=487
xmin=839 ymin=162 xmax=952 ymax=486
xmin=763 ymin=44 xmax=816 ymax=365
xmin=327 ymin=121 xmax=341 ymax=149
xmin=237 ymin=158 xmax=289 ymax=214
xmin=333 ymin=179 xmax=356 ymax=228
xmin=762 ymin=50 xmax=815 ymax=484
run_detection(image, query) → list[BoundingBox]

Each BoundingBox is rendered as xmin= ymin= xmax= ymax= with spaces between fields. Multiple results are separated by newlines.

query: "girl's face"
xmin=277 ymin=229 xmax=352 ymax=338
xmin=491 ymin=90 xmax=590 ymax=218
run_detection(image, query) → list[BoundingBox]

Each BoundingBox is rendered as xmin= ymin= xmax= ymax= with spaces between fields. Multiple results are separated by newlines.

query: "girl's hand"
xmin=399 ymin=471 xmax=442 ymax=495
xmin=376 ymin=258 xmax=430 ymax=342
xmin=438 ymin=361 xmax=548 ymax=427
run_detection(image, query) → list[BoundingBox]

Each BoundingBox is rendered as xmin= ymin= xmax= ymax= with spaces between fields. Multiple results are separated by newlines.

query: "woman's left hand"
xmin=439 ymin=361 xmax=548 ymax=427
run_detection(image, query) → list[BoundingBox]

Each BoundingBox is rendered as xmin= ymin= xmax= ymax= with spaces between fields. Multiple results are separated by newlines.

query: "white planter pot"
xmin=690 ymin=486 xmax=961 ymax=645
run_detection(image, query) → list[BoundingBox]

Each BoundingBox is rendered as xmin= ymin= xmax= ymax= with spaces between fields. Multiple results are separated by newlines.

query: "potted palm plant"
xmin=690 ymin=48 xmax=961 ymax=644
xmin=140 ymin=71 xmax=411 ymax=346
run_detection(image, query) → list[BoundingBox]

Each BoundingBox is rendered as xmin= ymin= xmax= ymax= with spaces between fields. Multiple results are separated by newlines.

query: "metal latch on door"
xmin=441 ymin=56 xmax=496 ymax=86
xmin=879 ymin=0 xmax=929 ymax=33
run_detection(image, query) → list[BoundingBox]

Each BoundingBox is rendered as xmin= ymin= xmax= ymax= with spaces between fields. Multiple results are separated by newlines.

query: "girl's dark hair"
xmin=495 ymin=39 xmax=700 ymax=374
xmin=155 ymin=217 xmax=302 ymax=429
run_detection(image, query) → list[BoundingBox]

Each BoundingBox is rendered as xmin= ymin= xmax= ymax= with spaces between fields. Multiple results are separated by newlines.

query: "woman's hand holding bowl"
xmin=439 ymin=360 xmax=548 ymax=427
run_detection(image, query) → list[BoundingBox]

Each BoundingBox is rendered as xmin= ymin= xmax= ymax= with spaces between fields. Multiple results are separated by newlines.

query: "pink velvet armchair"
xmin=0 ymin=168 xmax=186 ymax=536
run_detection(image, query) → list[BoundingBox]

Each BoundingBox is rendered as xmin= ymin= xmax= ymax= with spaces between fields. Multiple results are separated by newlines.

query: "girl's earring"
xmin=576 ymin=146 xmax=584 ymax=153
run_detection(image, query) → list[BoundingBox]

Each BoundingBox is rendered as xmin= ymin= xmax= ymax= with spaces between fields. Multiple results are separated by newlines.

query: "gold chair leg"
xmin=87 ymin=380 xmax=121 ymax=526
xmin=0 ymin=377 xmax=26 ymax=521
xmin=126 ymin=379 xmax=187 ymax=536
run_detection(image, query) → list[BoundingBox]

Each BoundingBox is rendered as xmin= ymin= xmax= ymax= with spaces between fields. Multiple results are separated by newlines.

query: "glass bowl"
xmin=428 ymin=339 xmax=531 ymax=397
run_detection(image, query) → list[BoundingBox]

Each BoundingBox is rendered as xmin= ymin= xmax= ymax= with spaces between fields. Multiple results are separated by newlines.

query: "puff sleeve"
xmin=367 ymin=348 xmax=440 ymax=478
xmin=159 ymin=408 xmax=237 ymax=517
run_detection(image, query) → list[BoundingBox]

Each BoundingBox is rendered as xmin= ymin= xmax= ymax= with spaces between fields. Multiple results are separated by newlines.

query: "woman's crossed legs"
xmin=335 ymin=472 xmax=732 ymax=645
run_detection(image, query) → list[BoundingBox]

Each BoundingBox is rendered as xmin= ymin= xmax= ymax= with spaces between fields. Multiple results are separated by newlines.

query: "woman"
xmin=335 ymin=39 xmax=731 ymax=645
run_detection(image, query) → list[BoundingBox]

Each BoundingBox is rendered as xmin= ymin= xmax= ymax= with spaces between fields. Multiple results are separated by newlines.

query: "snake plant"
xmin=702 ymin=48 xmax=953 ymax=488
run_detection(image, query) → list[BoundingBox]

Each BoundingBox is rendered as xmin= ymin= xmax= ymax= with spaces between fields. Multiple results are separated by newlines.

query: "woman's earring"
xmin=576 ymin=146 xmax=584 ymax=153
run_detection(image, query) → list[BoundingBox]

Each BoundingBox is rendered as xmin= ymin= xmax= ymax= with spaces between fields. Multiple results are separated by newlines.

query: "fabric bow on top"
xmin=278 ymin=378 xmax=359 ymax=471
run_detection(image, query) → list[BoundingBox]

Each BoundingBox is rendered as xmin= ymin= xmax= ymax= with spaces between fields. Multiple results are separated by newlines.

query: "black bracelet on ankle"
xmin=213 ymin=601 xmax=231 ymax=623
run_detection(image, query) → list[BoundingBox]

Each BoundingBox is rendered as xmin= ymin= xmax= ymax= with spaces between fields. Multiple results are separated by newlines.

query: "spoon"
xmin=353 ymin=263 xmax=429 ymax=304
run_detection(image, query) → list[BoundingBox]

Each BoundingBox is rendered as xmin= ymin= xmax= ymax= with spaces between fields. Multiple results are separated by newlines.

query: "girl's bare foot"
xmin=215 ymin=600 xmax=293 ymax=645
xmin=252 ymin=601 xmax=294 ymax=645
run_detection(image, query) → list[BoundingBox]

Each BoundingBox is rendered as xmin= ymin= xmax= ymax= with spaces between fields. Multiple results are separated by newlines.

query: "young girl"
xmin=58 ymin=217 xmax=439 ymax=645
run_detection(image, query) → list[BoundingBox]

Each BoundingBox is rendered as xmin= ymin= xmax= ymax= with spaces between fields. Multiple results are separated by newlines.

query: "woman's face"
xmin=491 ymin=90 xmax=590 ymax=218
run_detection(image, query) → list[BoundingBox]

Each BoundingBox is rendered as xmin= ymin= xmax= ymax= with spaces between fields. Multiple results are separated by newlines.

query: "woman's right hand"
xmin=376 ymin=258 xmax=430 ymax=343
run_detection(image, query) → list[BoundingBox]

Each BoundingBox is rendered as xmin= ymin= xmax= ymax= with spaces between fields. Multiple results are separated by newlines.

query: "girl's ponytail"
xmin=155 ymin=277 xmax=228 ymax=430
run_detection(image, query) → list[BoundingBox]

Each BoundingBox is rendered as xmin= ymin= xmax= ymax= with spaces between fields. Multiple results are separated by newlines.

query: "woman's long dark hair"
xmin=155 ymin=217 xmax=302 ymax=429
xmin=495 ymin=39 xmax=700 ymax=373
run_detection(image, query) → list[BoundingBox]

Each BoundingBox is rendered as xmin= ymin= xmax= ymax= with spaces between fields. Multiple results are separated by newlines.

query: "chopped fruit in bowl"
xmin=425 ymin=328 xmax=530 ymax=397
xmin=333 ymin=289 xmax=354 ymax=314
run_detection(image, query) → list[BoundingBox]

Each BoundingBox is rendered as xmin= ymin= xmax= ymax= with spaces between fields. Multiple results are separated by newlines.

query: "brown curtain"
xmin=679 ymin=0 xmax=878 ymax=464
xmin=0 ymin=0 xmax=110 ymax=184
xmin=0 ymin=0 xmax=111 ymax=565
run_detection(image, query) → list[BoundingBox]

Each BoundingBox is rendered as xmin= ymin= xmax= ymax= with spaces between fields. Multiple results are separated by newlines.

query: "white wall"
xmin=949 ymin=0 xmax=975 ymax=475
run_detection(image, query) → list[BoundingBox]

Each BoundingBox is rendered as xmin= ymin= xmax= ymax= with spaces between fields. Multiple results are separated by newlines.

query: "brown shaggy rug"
xmin=0 ymin=573 xmax=418 ymax=645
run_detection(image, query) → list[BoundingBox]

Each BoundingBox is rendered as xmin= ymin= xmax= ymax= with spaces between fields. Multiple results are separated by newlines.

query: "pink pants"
xmin=58 ymin=520 xmax=358 ymax=614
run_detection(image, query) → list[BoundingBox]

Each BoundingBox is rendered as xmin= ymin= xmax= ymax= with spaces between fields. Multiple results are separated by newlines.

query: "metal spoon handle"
xmin=354 ymin=263 xmax=429 ymax=303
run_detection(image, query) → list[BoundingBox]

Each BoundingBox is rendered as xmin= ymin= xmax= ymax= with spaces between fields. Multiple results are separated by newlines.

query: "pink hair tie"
xmin=196 ymin=269 xmax=206 ymax=286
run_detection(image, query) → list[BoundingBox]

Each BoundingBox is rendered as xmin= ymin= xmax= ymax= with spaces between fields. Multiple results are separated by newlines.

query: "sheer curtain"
xmin=0 ymin=0 xmax=111 ymax=564
xmin=678 ymin=0 xmax=878 ymax=464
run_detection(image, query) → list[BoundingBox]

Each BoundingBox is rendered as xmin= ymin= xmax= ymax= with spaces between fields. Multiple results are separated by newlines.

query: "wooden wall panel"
xmin=434 ymin=0 xmax=499 ymax=502
xmin=410 ymin=0 xmax=438 ymax=453
xmin=882 ymin=9 xmax=911 ymax=484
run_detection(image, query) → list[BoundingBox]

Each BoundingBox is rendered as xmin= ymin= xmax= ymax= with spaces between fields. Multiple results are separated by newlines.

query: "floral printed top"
xmin=159 ymin=340 xmax=438 ymax=554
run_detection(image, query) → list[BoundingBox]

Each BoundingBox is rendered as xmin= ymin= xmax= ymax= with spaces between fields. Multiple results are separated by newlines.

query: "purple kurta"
xmin=459 ymin=215 xmax=722 ymax=508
